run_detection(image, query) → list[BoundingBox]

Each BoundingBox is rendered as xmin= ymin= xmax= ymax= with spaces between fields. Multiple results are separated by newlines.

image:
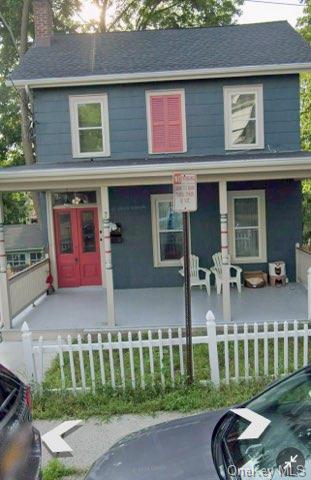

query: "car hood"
xmin=85 ymin=409 xmax=228 ymax=480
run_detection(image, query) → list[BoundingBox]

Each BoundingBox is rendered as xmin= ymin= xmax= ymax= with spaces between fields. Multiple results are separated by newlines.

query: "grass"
xmin=42 ymin=459 xmax=82 ymax=480
xmin=33 ymin=328 xmax=310 ymax=420
xmin=33 ymin=379 xmax=271 ymax=421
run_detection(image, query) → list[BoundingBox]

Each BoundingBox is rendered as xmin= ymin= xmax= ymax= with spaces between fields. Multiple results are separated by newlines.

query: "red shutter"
xmin=150 ymin=93 xmax=184 ymax=153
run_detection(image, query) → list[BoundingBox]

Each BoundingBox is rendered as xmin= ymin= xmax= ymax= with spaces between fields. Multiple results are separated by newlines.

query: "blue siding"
xmin=110 ymin=180 xmax=302 ymax=289
xmin=33 ymin=75 xmax=300 ymax=164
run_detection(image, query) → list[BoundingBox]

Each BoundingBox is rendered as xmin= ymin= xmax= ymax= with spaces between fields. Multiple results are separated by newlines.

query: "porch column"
xmin=45 ymin=191 xmax=58 ymax=289
xmin=219 ymin=181 xmax=231 ymax=322
xmin=100 ymin=186 xmax=116 ymax=327
xmin=0 ymin=194 xmax=11 ymax=328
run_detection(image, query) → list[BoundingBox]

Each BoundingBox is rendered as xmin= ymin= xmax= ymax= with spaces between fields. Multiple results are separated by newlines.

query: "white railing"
xmin=21 ymin=312 xmax=311 ymax=391
xmin=296 ymin=243 xmax=311 ymax=287
xmin=9 ymin=258 xmax=49 ymax=318
xmin=295 ymin=244 xmax=311 ymax=319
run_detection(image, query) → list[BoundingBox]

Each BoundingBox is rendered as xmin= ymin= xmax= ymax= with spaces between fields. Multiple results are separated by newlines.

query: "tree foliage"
xmin=0 ymin=0 xmax=81 ymax=223
xmin=88 ymin=0 xmax=243 ymax=32
xmin=297 ymin=3 xmax=311 ymax=242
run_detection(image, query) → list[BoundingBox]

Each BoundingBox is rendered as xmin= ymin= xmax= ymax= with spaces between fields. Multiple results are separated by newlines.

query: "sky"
xmin=79 ymin=0 xmax=305 ymax=29
xmin=239 ymin=0 xmax=304 ymax=27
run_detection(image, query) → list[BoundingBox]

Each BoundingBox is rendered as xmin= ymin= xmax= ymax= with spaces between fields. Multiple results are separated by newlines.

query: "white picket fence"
xmin=21 ymin=312 xmax=311 ymax=393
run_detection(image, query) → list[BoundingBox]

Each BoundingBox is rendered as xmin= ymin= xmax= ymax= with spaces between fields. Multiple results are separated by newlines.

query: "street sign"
xmin=173 ymin=173 xmax=197 ymax=213
xmin=173 ymin=172 xmax=197 ymax=384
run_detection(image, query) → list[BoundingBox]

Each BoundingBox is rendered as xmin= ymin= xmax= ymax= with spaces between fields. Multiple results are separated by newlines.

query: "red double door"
xmin=54 ymin=208 xmax=102 ymax=288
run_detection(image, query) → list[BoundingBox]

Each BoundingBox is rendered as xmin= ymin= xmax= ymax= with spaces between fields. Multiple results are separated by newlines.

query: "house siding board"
xmin=33 ymin=74 xmax=300 ymax=164
xmin=110 ymin=179 xmax=302 ymax=289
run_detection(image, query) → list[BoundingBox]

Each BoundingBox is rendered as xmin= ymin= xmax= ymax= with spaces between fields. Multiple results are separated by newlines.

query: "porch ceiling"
xmin=12 ymin=283 xmax=308 ymax=332
xmin=1 ymin=152 xmax=311 ymax=191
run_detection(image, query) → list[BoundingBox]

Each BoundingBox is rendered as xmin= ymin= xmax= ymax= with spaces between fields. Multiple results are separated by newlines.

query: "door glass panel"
xmin=81 ymin=211 xmax=96 ymax=253
xmin=59 ymin=213 xmax=73 ymax=254
xmin=159 ymin=232 xmax=183 ymax=261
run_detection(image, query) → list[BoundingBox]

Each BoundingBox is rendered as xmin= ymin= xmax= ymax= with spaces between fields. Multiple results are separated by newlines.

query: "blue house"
xmin=2 ymin=0 xmax=311 ymax=332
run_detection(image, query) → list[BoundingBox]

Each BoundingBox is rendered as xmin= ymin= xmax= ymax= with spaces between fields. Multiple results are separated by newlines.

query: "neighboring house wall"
xmin=33 ymin=74 xmax=300 ymax=164
xmin=109 ymin=179 xmax=302 ymax=289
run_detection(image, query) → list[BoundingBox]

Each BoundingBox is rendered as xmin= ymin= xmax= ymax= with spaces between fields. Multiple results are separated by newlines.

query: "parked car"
xmin=85 ymin=366 xmax=311 ymax=479
xmin=0 ymin=364 xmax=41 ymax=480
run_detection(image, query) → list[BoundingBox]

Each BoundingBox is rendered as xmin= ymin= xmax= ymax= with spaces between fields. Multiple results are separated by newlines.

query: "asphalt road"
xmin=35 ymin=412 xmax=188 ymax=475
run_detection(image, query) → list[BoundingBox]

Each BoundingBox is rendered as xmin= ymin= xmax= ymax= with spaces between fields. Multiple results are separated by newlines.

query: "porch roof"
xmin=0 ymin=151 xmax=311 ymax=190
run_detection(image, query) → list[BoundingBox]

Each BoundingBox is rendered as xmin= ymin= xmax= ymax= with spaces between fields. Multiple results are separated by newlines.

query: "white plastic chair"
xmin=179 ymin=254 xmax=211 ymax=295
xmin=211 ymin=252 xmax=242 ymax=294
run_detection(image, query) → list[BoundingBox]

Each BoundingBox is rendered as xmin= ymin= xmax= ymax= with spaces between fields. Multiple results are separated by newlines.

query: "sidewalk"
xmin=36 ymin=412 xmax=189 ymax=473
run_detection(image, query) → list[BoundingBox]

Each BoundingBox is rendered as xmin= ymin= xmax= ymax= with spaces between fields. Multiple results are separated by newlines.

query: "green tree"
xmin=89 ymin=0 xmax=243 ymax=32
xmin=0 ymin=0 xmax=82 ymax=223
xmin=297 ymin=3 xmax=311 ymax=242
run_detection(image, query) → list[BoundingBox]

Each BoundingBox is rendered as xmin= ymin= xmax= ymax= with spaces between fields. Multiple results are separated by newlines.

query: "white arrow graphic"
xmin=230 ymin=408 xmax=271 ymax=440
xmin=42 ymin=420 xmax=83 ymax=455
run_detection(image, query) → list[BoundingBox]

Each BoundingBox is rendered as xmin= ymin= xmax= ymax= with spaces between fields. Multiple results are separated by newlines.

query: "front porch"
xmin=12 ymin=283 xmax=308 ymax=332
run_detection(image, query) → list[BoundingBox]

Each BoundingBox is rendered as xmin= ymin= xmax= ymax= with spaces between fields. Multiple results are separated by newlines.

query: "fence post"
xmin=206 ymin=311 xmax=220 ymax=387
xmin=21 ymin=322 xmax=36 ymax=384
xmin=308 ymin=268 xmax=311 ymax=321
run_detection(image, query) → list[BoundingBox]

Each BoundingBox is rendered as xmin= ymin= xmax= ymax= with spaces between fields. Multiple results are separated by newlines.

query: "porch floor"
xmin=12 ymin=283 xmax=308 ymax=331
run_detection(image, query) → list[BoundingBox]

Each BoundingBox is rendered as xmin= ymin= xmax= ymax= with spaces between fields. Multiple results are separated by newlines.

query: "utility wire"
xmin=246 ymin=0 xmax=306 ymax=6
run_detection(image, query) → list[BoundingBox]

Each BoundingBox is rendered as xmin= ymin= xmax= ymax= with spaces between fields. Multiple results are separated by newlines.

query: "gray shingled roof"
xmin=10 ymin=21 xmax=311 ymax=82
xmin=4 ymin=225 xmax=45 ymax=251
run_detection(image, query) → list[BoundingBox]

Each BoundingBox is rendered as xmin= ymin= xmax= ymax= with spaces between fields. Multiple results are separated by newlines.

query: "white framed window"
xmin=69 ymin=94 xmax=110 ymax=158
xmin=223 ymin=85 xmax=264 ymax=150
xmin=146 ymin=89 xmax=187 ymax=154
xmin=30 ymin=251 xmax=43 ymax=264
xmin=228 ymin=190 xmax=267 ymax=264
xmin=151 ymin=194 xmax=184 ymax=267
xmin=7 ymin=253 xmax=27 ymax=267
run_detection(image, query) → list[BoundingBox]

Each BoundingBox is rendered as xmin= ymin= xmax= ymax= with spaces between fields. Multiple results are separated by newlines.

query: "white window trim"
xmin=151 ymin=193 xmax=186 ymax=268
xmin=146 ymin=89 xmax=187 ymax=155
xmin=69 ymin=94 xmax=110 ymax=158
xmin=223 ymin=85 xmax=264 ymax=151
xmin=228 ymin=189 xmax=267 ymax=264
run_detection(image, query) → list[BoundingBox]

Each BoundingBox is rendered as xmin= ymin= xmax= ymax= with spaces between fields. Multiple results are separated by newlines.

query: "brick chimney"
xmin=33 ymin=0 xmax=53 ymax=47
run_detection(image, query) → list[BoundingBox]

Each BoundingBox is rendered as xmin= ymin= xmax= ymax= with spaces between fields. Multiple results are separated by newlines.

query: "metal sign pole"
xmin=183 ymin=210 xmax=193 ymax=385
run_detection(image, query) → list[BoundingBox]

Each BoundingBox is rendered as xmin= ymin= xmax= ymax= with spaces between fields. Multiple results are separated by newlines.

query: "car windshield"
xmin=220 ymin=367 xmax=311 ymax=479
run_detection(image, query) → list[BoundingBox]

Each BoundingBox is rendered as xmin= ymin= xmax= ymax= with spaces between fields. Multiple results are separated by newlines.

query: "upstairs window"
xmin=69 ymin=95 xmax=110 ymax=158
xmin=224 ymin=85 xmax=264 ymax=150
xmin=146 ymin=90 xmax=187 ymax=154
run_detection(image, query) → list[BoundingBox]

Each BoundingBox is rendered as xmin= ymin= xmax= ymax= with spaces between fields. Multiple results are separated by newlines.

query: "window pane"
xmin=231 ymin=93 xmax=256 ymax=145
xmin=235 ymin=228 xmax=259 ymax=257
xmin=234 ymin=197 xmax=258 ymax=227
xmin=79 ymin=129 xmax=103 ymax=153
xmin=52 ymin=191 xmax=97 ymax=206
xmin=78 ymin=103 xmax=102 ymax=128
xmin=59 ymin=213 xmax=73 ymax=254
xmin=81 ymin=211 xmax=96 ymax=253
xmin=160 ymin=232 xmax=183 ymax=261
xmin=158 ymin=202 xmax=182 ymax=231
